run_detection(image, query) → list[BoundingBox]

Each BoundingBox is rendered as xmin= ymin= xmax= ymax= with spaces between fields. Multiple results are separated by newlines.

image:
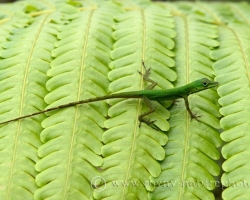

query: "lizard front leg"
xmin=138 ymin=97 xmax=156 ymax=127
xmin=183 ymin=96 xmax=200 ymax=122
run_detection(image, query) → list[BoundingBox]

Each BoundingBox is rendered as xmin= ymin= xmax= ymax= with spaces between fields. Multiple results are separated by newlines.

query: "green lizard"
xmin=0 ymin=63 xmax=218 ymax=126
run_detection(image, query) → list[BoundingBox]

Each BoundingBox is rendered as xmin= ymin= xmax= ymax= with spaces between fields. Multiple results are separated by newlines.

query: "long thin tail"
xmin=0 ymin=92 xmax=143 ymax=125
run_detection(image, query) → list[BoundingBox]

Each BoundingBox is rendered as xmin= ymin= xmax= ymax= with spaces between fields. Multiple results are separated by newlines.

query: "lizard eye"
xmin=203 ymin=81 xmax=208 ymax=87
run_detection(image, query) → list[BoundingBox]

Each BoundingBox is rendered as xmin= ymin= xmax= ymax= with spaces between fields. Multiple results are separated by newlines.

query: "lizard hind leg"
xmin=137 ymin=61 xmax=157 ymax=90
xmin=138 ymin=97 xmax=156 ymax=127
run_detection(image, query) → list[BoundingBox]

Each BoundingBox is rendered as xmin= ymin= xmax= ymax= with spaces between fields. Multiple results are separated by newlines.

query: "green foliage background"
xmin=0 ymin=0 xmax=249 ymax=199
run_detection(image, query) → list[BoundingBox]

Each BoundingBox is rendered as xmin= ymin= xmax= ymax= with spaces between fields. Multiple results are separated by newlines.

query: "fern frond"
xmin=211 ymin=23 xmax=250 ymax=200
xmin=109 ymin=7 xmax=176 ymax=130
xmin=2 ymin=1 xmax=250 ymax=199
xmin=94 ymin=4 xmax=175 ymax=199
xmin=150 ymin=3 xmax=222 ymax=199
xmin=111 ymin=0 xmax=151 ymax=8
xmin=0 ymin=4 xmax=59 ymax=199
xmin=0 ymin=9 xmax=31 ymax=51
xmin=34 ymin=3 xmax=118 ymax=199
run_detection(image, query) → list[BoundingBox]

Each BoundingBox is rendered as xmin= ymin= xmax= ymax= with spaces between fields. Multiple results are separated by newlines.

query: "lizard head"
xmin=189 ymin=78 xmax=219 ymax=94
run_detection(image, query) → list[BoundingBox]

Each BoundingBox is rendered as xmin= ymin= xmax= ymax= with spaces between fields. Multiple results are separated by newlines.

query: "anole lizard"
xmin=0 ymin=62 xmax=218 ymax=126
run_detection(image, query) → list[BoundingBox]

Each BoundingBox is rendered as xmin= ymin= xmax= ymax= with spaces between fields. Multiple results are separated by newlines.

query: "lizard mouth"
xmin=213 ymin=81 xmax=219 ymax=87
xmin=207 ymin=81 xmax=219 ymax=88
xmin=211 ymin=81 xmax=219 ymax=87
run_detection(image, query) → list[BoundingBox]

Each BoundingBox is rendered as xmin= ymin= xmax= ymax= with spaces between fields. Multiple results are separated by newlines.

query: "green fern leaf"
xmin=0 ymin=10 xmax=31 ymax=51
xmin=2 ymin=1 xmax=250 ymax=199
xmin=34 ymin=3 xmax=117 ymax=200
xmin=150 ymin=4 xmax=222 ymax=199
xmin=93 ymin=5 xmax=175 ymax=199
xmin=211 ymin=22 xmax=250 ymax=199
xmin=0 ymin=9 xmax=57 ymax=200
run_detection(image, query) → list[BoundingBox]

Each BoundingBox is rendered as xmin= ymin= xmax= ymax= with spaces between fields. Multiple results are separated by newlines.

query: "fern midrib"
xmin=63 ymin=9 xmax=95 ymax=199
xmin=121 ymin=9 xmax=147 ymax=199
xmin=6 ymin=14 xmax=49 ymax=199
xmin=196 ymin=2 xmax=222 ymax=24
xmin=230 ymin=27 xmax=250 ymax=84
xmin=179 ymin=14 xmax=191 ymax=200
xmin=228 ymin=3 xmax=250 ymax=26
xmin=204 ymin=6 xmax=250 ymax=81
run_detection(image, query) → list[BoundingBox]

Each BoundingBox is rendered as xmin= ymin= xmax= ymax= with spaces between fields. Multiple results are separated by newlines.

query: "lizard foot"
xmin=137 ymin=67 xmax=151 ymax=80
xmin=137 ymin=60 xmax=152 ymax=79
xmin=190 ymin=112 xmax=201 ymax=122
xmin=139 ymin=118 xmax=161 ymax=131
xmin=139 ymin=118 xmax=156 ymax=127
